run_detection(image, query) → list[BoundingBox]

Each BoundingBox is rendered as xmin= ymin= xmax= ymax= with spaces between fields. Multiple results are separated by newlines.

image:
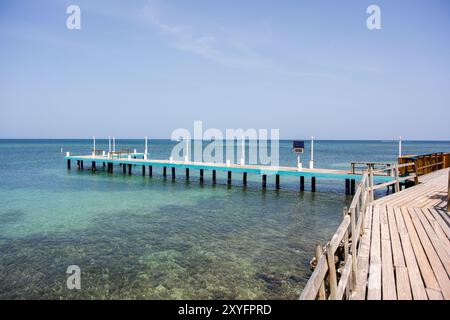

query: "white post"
xmin=92 ymin=136 xmax=96 ymax=157
xmin=108 ymin=136 xmax=111 ymax=153
xmin=297 ymin=154 xmax=302 ymax=171
xmin=240 ymin=138 xmax=245 ymax=165
xmin=113 ymin=137 xmax=116 ymax=152
xmin=144 ymin=137 xmax=148 ymax=160
xmin=309 ymin=136 xmax=314 ymax=169
xmin=184 ymin=138 xmax=189 ymax=162
xmin=66 ymin=152 xmax=70 ymax=157
xmin=398 ymin=136 xmax=402 ymax=158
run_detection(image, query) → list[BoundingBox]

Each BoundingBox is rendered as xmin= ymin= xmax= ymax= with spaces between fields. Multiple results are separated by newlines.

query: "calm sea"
xmin=0 ymin=139 xmax=449 ymax=299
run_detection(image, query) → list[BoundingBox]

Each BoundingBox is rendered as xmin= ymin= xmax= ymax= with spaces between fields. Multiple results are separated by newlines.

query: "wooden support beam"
xmin=300 ymin=176 xmax=305 ymax=191
xmin=311 ymin=177 xmax=316 ymax=192
xmin=102 ymin=162 xmax=105 ymax=167
xmin=345 ymin=179 xmax=350 ymax=195
xmin=149 ymin=166 xmax=152 ymax=177
xmin=276 ymin=174 xmax=280 ymax=189
xmin=76 ymin=160 xmax=80 ymax=169
xmin=200 ymin=169 xmax=204 ymax=182
xmin=163 ymin=166 xmax=167 ymax=177
xmin=92 ymin=161 xmax=96 ymax=172
xmin=127 ymin=164 xmax=131 ymax=175
xmin=67 ymin=159 xmax=71 ymax=170
xmin=262 ymin=174 xmax=267 ymax=188
xmin=243 ymin=172 xmax=247 ymax=185
xmin=122 ymin=163 xmax=126 ymax=174
xmin=227 ymin=171 xmax=232 ymax=185
xmin=80 ymin=161 xmax=84 ymax=170
xmin=350 ymin=179 xmax=356 ymax=195
xmin=142 ymin=165 xmax=146 ymax=176
xmin=186 ymin=168 xmax=189 ymax=180
xmin=212 ymin=170 xmax=216 ymax=183
xmin=172 ymin=167 xmax=175 ymax=179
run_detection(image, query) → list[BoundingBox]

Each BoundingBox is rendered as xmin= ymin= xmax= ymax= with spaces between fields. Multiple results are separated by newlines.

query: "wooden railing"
xmin=299 ymin=163 xmax=417 ymax=300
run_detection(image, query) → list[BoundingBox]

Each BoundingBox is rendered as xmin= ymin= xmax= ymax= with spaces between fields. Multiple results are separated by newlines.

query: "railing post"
xmin=314 ymin=244 xmax=326 ymax=300
xmin=394 ymin=163 xmax=400 ymax=193
xmin=369 ymin=167 xmax=374 ymax=202
xmin=326 ymin=243 xmax=337 ymax=300
xmin=414 ymin=161 xmax=420 ymax=185
xmin=447 ymin=171 xmax=450 ymax=213
xmin=343 ymin=207 xmax=350 ymax=299
xmin=350 ymin=207 xmax=357 ymax=291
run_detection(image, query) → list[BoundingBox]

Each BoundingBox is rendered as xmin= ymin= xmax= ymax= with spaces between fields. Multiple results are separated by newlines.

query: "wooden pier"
xmin=300 ymin=156 xmax=450 ymax=300
xmin=64 ymin=153 xmax=394 ymax=193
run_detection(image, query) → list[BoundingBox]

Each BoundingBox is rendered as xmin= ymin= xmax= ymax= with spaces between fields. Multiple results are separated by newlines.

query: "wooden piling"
xmin=77 ymin=160 xmax=80 ymax=169
xmin=243 ymin=172 xmax=247 ymax=185
xmin=92 ymin=161 xmax=96 ymax=172
xmin=276 ymin=174 xmax=280 ymax=189
xmin=149 ymin=166 xmax=152 ymax=177
xmin=122 ymin=163 xmax=126 ymax=174
xmin=300 ymin=176 xmax=305 ymax=191
xmin=350 ymin=179 xmax=355 ymax=195
xmin=186 ymin=168 xmax=189 ymax=180
xmin=262 ymin=174 xmax=267 ymax=188
xmin=227 ymin=171 xmax=232 ymax=185
xmin=142 ymin=165 xmax=146 ymax=176
xmin=163 ymin=166 xmax=167 ymax=177
xmin=345 ymin=179 xmax=350 ymax=195
xmin=102 ymin=162 xmax=105 ymax=167
xmin=200 ymin=169 xmax=204 ymax=182
xmin=80 ymin=161 xmax=84 ymax=170
xmin=67 ymin=159 xmax=71 ymax=170
xmin=311 ymin=177 xmax=316 ymax=192
xmin=127 ymin=164 xmax=131 ymax=175
xmin=172 ymin=167 xmax=175 ymax=179
xmin=212 ymin=170 xmax=216 ymax=183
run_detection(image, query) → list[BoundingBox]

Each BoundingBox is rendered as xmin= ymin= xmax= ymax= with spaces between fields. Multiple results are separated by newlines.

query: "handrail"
xmin=300 ymin=163 xmax=416 ymax=300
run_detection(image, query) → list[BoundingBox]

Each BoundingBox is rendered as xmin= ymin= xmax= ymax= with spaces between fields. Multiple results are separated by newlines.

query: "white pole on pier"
xmin=240 ymin=138 xmax=245 ymax=165
xmin=309 ymin=136 xmax=314 ymax=169
xmin=108 ymin=136 xmax=111 ymax=153
xmin=113 ymin=137 xmax=116 ymax=152
xmin=144 ymin=137 xmax=148 ymax=160
xmin=185 ymin=138 xmax=189 ymax=162
xmin=92 ymin=136 xmax=96 ymax=156
xmin=398 ymin=136 xmax=402 ymax=158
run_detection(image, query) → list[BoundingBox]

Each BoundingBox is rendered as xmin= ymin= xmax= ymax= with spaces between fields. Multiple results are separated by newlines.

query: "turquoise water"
xmin=0 ymin=139 xmax=449 ymax=299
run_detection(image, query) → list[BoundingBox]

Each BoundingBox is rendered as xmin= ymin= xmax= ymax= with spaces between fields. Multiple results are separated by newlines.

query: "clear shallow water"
xmin=0 ymin=139 xmax=449 ymax=299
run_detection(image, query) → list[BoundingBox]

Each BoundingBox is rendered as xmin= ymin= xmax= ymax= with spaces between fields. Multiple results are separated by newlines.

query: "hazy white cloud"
xmin=140 ymin=0 xmax=265 ymax=68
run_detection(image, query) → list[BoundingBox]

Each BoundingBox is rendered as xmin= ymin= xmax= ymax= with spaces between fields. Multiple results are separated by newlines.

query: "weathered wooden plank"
xmin=381 ymin=239 xmax=397 ymax=300
xmin=387 ymin=206 xmax=405 ymax=267
xmin=367 ymin=206 xmax=381 ymax=300
xmin=397 ymin=208 xmax=428 ymax=300
xmin=409 ymin=208 xmax=450 ymax=299
xmin=395 ymin=266 xmax=412 ymax=300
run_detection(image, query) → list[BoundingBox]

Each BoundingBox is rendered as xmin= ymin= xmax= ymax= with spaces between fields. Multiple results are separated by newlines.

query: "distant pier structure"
xmin=63 ymin=138 xmax=401 ymax=194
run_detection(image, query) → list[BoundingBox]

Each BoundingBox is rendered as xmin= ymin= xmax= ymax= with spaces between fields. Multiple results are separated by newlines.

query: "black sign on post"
xmin=293 ymin=140 xmax=305 ymax=153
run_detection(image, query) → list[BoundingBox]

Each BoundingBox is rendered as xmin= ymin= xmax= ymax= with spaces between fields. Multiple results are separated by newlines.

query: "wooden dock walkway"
xmin=351 ymin=168 xmax=450 ymax=300
xmin=300 ymin=159 xmax=450 ymax=300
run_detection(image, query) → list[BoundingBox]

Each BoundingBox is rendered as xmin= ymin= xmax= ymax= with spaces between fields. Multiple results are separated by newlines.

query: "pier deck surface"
xmin=351 ymin=168 xmax=450 ymax=300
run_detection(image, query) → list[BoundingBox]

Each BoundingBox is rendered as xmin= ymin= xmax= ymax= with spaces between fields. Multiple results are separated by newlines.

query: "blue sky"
xmin=0 ymin=0 xmax=449 ymax=139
